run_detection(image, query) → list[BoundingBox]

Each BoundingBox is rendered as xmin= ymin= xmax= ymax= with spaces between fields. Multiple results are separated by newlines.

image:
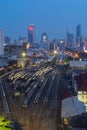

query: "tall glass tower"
xmin=0 ymin=29 xmax=4 ymax=55
xmin=27 ymin=24 xmax=35 ymax=45
xmin=76 ymin=24 xmax=81 ymax=46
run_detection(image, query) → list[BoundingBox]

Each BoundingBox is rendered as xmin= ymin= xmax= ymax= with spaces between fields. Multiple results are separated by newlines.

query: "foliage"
xmin=64 ymin=58 xmax=69 ymax=63
xmin=0 ymin=116 xmax=15 ymax=130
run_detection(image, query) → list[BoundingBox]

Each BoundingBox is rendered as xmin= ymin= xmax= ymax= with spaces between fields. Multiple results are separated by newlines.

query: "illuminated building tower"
xmin=40 ymin=32 xmax=49 ymax=49
xmin=76 ymin=24 xmax=82 ymax=46
xmin=58 ymin=38 xmax=66 ymax=52
xmin=41 ymin=32 xmax=48 ymax=43
xmin=27 ymin=24 xmax=35 ymax=45
xmin=0 ymin=29 xmax=4 ymax=55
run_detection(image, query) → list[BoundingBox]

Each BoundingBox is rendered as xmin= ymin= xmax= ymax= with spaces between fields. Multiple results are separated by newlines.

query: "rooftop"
xmin=62 ymin=88 xmax=72 ymax=99
xmin=75 ymin=73 xmax=87 ymax=91
xmin=69 ymin=61 xmax=87 ymax=67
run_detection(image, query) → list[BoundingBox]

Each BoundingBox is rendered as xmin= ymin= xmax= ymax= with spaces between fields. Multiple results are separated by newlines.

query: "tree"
xmin=0 ymin=116 xmax=15 ymax=130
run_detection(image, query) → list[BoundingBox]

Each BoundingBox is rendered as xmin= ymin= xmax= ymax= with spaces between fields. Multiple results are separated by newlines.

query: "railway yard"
xmin=0 ymin=64 xmax=65 ymax=130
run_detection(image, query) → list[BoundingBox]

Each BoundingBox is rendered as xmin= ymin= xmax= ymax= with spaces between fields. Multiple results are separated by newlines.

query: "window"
xmin=84 ymin=91 xmax=86 ymax=94
xmin=78 ymin=91 xmax=82 ymax=94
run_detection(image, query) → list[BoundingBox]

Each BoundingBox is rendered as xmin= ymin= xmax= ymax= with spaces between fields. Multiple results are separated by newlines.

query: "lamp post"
xmin=54 ymin=50 xmax=57 ymax=55
xmin=21 ymin=52 xmax=26 ymax=68
xmin=22 ymin=52 xmax=26 ymax=57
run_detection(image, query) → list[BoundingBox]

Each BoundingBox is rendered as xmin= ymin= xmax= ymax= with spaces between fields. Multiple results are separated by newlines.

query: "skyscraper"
xmin=41 ymin=32 xmax=48 ymax=43
xmin=27 ymin=24 xmax=35 ymax=45
xmin=67 ymin=31 xmax=74 ymax=47
xmin=0 ymin=29 xmax=4 ymax=55
xmin=76 ymin=24 xmax=81 ymax=46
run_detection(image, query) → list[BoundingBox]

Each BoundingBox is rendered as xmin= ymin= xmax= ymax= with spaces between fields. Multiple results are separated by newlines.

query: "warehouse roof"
xmin=61 ymin=96 xmax=86 ymax=118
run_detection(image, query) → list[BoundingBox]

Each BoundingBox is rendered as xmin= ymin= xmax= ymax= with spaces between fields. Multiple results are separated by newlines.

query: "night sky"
xmin=0 ymin=0 xmax=87 ymax=41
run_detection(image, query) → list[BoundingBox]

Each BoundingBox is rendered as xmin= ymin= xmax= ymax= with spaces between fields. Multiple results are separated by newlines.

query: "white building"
xmin=0 ymin=29 xmax=4 ymax=55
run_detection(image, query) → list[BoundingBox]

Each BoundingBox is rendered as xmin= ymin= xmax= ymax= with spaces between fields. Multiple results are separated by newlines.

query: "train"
xmin=22 ymin=82 xmax=38 ymax=109
xmin=34 ymin=79 xmax=48 ymax=104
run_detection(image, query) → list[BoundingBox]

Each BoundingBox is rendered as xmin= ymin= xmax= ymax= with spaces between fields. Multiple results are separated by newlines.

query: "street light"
xmin=22 ymin=52 xmax=29 ymax=68
xmin=22 ymin=52 xmax=26 ymax=57
xmin=54 ymin=50 xmax=57 ymax=55
xmin=20 ymin=52 xmax=26 ymax=68
xmin=75 ymin=53 xmax=79 ymax=58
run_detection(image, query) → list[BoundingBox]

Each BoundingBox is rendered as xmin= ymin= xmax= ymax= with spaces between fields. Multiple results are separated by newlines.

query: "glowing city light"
xmin=22 ymin=52 xmax=26 ymax=57
xmin=28 ymin=24 xmax=35 ymax=31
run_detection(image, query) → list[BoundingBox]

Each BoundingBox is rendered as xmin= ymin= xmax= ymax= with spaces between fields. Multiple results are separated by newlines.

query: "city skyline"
xmin=0 ymin=0 xmax=87 ymax=41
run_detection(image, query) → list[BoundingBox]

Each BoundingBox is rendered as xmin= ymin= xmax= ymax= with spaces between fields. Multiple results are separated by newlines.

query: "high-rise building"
xmin=0 ymin=29 xmax=4 ymax=55
xmin=49 ymin=40 xmax=57 ymax=51
xmin=58 ymin=38 xmax=66 ymax=52
xmin=27 ymin=24 xmax=35 ymax=45
xmin=5 ymin=36 xmax=10 ymax=45
xmin=58 ymin=38 xmax=66 ymax=44
xmin=67 ymin=31 xmax=74 ymax=47
xmin=49 ymin=42 xmax=54 ymax=51
xmin=76 ymin=24 xmax=82 ymax=46
xmin=82 ymin=36 xmax=87 ymax=52
xmin=19 ymin=36 xmax=27 ymax=45
xmin=41 ymin=32 xmax=48 ymax=43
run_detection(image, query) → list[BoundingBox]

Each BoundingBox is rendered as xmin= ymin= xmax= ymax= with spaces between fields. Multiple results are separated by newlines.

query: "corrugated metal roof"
xmin=61 ymin=97 xmax=86 ymax=118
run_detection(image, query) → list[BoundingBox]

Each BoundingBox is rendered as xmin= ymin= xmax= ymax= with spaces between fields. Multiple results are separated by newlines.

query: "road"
xmin=1 ymin=64 xmax=65 ymax=130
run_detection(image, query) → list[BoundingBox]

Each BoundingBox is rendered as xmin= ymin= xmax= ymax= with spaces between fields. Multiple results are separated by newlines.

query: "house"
xmin=75 ymin=73 xmax=87 ymax=111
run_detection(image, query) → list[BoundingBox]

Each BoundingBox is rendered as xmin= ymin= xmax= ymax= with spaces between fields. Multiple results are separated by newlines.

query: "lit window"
xmin=78 ymin=91 xmax=82 ymax=94
xmin=84 ymin=91 xmax=86 ymax=94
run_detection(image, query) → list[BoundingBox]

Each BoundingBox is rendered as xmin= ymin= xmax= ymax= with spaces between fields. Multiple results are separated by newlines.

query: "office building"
xmin=41 ymin=32 xmax=48 ymax=43
xmin=58 ymin=38 xmax=66 ymax=44
xmin=0 ymin=29 xmax=4 ymax=55
xmin=49 ymin=40 xmax=57 ymax=51
xmin=58 ymin=38 xmax=66 ymax=52
xmin=76 ymin=24 xmax=82 ymax=46
xmin=27 ymin=24 xmax=35 ymax=45
xmin=19 ymin=36 xmax=27 ymax=45
xmin=5 ymin=36 xmax=10 ymax=45
xmin=4 ymin=45 xmax=26 ymax=57
xmin=67 ymin=31 xmax=74 ymax=47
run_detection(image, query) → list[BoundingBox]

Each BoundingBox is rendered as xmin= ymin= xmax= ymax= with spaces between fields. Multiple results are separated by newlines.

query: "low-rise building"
xmin=69 ymin=61 xmax=87 ymax=71
xmin=4 ymin=45 xmax=26 ymax=57
xmin=75 ymin=73 xmax=87 ymax=111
